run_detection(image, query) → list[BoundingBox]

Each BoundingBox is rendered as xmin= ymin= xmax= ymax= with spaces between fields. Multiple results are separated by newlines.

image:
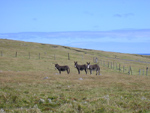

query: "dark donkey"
xmin=87 ymin=62 xmax=100 ymax=75
xmin=55 ymin=64 xmax=70 ymax=74
xmin=74 ymin=61 xmax=87 ymax=74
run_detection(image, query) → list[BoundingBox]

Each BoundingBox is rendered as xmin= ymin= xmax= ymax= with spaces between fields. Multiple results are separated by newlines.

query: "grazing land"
xmin=0 ymin=39 xmax=150 ymax=113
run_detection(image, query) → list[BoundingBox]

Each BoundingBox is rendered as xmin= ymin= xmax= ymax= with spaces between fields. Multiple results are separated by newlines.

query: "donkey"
xmin=87 ymin=62 xmax=100 ymax=75
xmin=55 ymin=64 xmax=70 ymax=74
xmin=74 ymin=61 xmax=87 ymax=74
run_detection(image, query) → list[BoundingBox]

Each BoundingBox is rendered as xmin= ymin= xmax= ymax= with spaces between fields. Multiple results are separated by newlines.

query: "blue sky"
xmin=0 ymin=0 xmax=150 ymax=54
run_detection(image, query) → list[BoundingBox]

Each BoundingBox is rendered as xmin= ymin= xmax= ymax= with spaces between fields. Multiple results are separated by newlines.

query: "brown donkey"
xmin=87 ymin=62 xmax=100 ymax=75
xmin=55 ymin=64 xmax=70 ymax=74
xmin=74 ymin=61 xmax=87 ymax=74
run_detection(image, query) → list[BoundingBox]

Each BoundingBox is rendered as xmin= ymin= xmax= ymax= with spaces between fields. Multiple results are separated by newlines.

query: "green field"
xmin=0 ymin=39 xmax=150 ymax=113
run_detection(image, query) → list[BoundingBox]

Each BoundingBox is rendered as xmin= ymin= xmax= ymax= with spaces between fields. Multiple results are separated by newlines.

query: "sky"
xmin=0 ymin=0 xmax=150 ymax=54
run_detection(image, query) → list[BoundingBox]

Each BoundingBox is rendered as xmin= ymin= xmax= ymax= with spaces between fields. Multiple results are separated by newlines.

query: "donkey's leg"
xmin=85 ymin=69 xmax=87 ymax=74
xmin=90 ymin=70 xmax=92 ymax=74
xmin=96 ymin=69 xmax=98 ymax=75
xmin=99 ymin=69 xmax=100 ymax=75
xmin=59 ymin=71 xmax=61 ymax=74
xmin=96 ymin=70 xmax=99 ymax=75
xmin=78 ymin=69 xmax=80 ymax=74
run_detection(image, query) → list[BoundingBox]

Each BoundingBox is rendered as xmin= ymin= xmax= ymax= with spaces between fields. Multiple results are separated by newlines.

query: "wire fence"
xmin=0 ymin=51 xmax=149 ymax=76
xmin=93 ymin=57 xmax=149 ymax=76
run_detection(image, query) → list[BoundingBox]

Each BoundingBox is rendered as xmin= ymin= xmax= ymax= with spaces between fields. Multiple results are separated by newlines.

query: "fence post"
xmin=119 ymin=64 xmax=121 ymax=72
xmin=139 ymin=69 xmax=141 ymax=76
xmin=108 ymin=62 xmax=109 ymax=68
xmin=130 ymin=66 xmax=132 ymax=75
xmin=15 ymin=51 xmax=17 ymax=57
xmin=128 ymin=66 xmax=132 ymax=75
xmin=68 ymin=53 xmax=70 ymax=60
xmin=95 ymin=57 xmax=98 ymax=63
xmin=146 ymin=67 xmax=148 ymax=76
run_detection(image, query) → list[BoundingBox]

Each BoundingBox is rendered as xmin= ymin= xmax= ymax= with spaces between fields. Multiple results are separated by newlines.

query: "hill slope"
xmin=0 ymin=39 xmax=149 ymax=74
xmin=0 ymin=39 xmax=150 ymax=112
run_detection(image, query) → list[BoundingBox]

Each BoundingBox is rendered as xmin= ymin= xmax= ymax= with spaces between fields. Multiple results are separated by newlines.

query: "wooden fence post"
xmin=119 ymin=64 xmax=121 ymax=72
xmin=146 ymin=67 xmax=148 ymax=76
xmin=128 ymin=66 xmax=132 ymax=75
xmin=108 ymin=62 xmax=109 ymax=68
xmin=68 ymin=53 xmax=70 ymax=60
xmin=15 ymin=51 xmax=17 ymax=57
xmin=130 ymin=66 xmax=132 ymax=75
xmin=139 ymin=69 xmax=141 ymax=76
xmin=95 ymin=57 xmax=98 ymax=63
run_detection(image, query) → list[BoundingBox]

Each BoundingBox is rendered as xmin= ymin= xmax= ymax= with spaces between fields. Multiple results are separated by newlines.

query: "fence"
xmin=98 ymin=59 xmax=149 ymax=76
xmin=0 ymin=51 xmax=149 ymax=76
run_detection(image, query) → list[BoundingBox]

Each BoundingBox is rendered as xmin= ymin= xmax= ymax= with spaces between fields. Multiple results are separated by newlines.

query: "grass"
xmin=0 ymin=39 xmax=150 ymax=112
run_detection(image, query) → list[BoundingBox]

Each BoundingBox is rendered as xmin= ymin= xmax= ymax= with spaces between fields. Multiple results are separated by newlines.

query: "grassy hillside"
xmin=0 ymin=39 xmax=150 ymax=112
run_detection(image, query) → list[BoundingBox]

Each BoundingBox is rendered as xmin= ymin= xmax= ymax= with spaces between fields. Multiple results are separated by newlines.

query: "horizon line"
xmin=1 ymin=28 xmax=150 ymax=34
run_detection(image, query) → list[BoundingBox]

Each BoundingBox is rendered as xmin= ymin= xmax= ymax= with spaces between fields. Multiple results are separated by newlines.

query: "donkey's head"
xmin=55 ymin=64 xmax=58 ymax=67
xmin=74 ymin=61 xmax=78 ymax=68
xmin=55 ymin=64 xmax=59 ymax=70
xmin=86 ymin=62 xmax=90 ymax=68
